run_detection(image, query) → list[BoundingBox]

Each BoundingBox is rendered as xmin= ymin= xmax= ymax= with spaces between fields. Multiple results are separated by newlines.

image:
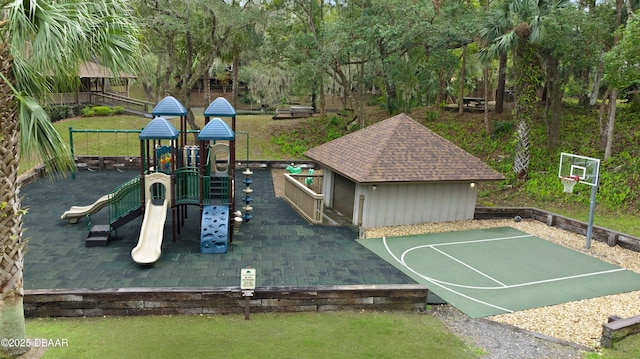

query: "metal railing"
xmin=175 ymin=168 xmax=204 ymax=204
xmin=69 ymin=129 xmax=142 ymax=173
xmin=108 ymin=176 xmax=142 ymax=223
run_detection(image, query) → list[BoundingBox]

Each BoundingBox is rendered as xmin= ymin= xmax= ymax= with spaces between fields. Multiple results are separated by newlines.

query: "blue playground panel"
xmin=200 ymin=205 xmax=229 ymax=254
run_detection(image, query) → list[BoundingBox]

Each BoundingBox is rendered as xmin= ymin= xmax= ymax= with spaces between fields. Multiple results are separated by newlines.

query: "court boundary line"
xmin=400 ymin=244 xmax=626 ymax=290
xmin=427 ymin=246 xmax=508 ymax=287
xmin=382 ymin=236 xmax=515 ymax=314
xmin=381 ymin=233 xmax=630 ymax=314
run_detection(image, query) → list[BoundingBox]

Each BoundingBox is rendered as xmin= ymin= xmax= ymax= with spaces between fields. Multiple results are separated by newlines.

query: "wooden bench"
xmin=601 ymin=314 xmax=640 ymax=348
xmin=272 ymin=105 xmax=315 ymax=119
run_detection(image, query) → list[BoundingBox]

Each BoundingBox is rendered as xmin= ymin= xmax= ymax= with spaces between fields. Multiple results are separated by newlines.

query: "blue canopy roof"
xmin=152 ymin=96 xmax=188 ymax=116
xmin=139 ymin=117 xmax=180 ymax=140
xmin=198 ymin=118 xmax=234 ymax=140
xmin=203 ymin=97 xmax=236 ymax=117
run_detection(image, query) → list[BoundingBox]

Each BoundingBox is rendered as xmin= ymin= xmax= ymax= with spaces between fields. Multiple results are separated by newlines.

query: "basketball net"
xmin=561 ymin=175 xmax=580 ymax=193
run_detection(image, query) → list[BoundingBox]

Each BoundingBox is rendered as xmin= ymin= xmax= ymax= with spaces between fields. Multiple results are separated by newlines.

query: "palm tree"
xmin=480 ymin=0 xmax=568 ymax=180
xmin=0 ymin=1 xmax=140 ymax=356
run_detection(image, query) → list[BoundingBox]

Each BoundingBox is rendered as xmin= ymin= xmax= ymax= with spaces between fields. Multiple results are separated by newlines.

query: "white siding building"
xmin=305 ymin=114 xmax=504 ymax=229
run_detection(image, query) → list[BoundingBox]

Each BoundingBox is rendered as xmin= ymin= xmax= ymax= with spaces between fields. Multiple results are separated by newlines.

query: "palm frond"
xmin=17 ymin=95 xmax=74 ymax=177
xmin=3 ymin=0 xmax=141 ymax=179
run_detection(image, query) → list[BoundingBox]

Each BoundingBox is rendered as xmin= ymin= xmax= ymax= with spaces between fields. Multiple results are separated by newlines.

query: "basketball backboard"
xmin=559 ymin=152 xmax=600 ymax=187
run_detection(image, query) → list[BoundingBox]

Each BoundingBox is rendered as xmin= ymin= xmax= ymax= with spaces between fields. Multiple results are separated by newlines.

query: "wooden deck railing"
xmin=91 ymin=92 xmax=154 ymax=115
xmin=44 ymin=92 xmax=92 ymax=105
xmin=283 ymin=173 xmax=324 ymax=224
xmin=44 ymin=91 xmax=154 ymax=116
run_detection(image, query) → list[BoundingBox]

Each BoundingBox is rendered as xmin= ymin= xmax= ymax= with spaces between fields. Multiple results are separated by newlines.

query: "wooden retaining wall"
xmin=474 ymin=207 xmax=640 ymax=251
xmin=601 ymin=314 xmax=640 ymax=348
xmin=24 ymin=285 xmax=428 ymax=318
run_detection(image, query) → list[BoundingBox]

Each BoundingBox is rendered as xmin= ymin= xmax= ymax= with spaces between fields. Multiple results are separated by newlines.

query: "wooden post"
xmin=244 ymin=294 xmax=251 ymax=320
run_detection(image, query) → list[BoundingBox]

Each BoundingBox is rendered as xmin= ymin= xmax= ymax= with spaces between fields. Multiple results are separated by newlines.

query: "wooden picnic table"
xmin=462 ymin=97 xmax=486 ymax=107
xmin=272 ymin=105 xmax=315 ymax=120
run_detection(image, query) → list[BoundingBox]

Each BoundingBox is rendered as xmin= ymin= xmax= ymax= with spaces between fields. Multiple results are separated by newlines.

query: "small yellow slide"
xmin=60 ymin=194 xmax=110 ymax=224
xmin=130 ymin=199 xmax=169 ymax=265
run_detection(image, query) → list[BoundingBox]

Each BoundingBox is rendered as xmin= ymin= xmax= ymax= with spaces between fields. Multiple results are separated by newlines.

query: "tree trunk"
xmin=382 ymin=67 xmax=399 ymax=115
xmin=155 ymin=51 xmax=167 ymax=103
xmin=311 ymin=82 xmax=317 ymax=113
xmin=604 ymin=89 xmax=617 ymax=159
xmin=495 ymin=52 xmax=507 ymax=114
xmin=625 ymin=0 xmax=634 ymax=17
xmin=546 ymin=57 xmax=563 ymax=151
xmin=0 ymin=296 xmax=28 ymax=357
xmin=319 ymin=75 xmax=326 ymax=116
xmin=232 ymin=55 xmax=240 ymax=108
xmin=513 ymin=120 xmax=530 ymax=180
xmin=203 ymin=67 xmax=212 ymax=106
xmin=0 ymin=43 xmax=29 ymax=358
xmin=458 ymin=45 xmax=467 ymax=114
xmin=603 ymin=0 xmax=623 ymax=159
xmin=598 ymin=88 xmax=610 ymax=150
xmin=589 ymin=54 xmax=604 ymax=106
xmin=483 ymin=66 xmax=490 ymax=135
xmin=331 ymin=59 xmax=353 ymax=110
xmin=512 ymin=31 xmax=540 ymax=181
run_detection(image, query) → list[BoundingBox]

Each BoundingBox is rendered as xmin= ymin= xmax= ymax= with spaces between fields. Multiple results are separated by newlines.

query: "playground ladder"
xmin=209 ymin=174 xmax=229 ymax=204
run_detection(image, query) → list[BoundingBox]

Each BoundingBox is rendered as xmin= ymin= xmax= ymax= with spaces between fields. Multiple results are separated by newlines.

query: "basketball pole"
xmin=560 ymin=153 xmax=600 ymax=250
xmin=586 ymin=183 xmax=598 ymax=249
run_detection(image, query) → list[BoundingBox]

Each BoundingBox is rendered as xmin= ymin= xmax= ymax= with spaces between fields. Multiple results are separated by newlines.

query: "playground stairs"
xmin=86 ymin=224 xmax=110 ymax=247
xmin=209 ymin=173 xmax=229 ymax=203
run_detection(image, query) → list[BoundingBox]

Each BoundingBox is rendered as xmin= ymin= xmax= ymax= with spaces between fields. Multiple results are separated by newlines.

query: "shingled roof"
xmin=304 ymin=113 xmax=504 ymax=184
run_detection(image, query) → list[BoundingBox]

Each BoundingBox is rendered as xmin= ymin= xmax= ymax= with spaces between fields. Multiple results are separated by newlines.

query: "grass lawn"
xmin=594 ymin=335 xmax=640 ymax=359
xmin=25 ymin=312 xmax=478 ymax=359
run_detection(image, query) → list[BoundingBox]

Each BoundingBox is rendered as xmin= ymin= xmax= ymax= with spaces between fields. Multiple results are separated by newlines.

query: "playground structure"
xmin=63 ymin=96 xmax=251 ymax=264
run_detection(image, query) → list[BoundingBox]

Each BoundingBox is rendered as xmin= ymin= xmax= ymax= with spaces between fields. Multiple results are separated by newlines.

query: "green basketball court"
xmin=358 ymin=227 xmax=640 ymax=318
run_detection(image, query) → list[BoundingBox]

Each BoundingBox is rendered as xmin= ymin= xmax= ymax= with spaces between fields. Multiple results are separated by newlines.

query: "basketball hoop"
xmin=561 ymin=175 xmax=580 ymax=193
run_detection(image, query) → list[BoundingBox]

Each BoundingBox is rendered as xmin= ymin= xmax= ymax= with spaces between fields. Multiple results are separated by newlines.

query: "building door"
xmin=332 ymin=173 xmax=355 ymax=220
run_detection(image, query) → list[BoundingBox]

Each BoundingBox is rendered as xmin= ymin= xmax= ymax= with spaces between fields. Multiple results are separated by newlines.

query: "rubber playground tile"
xmin=21 ymin=167 xmax=415 ymax=290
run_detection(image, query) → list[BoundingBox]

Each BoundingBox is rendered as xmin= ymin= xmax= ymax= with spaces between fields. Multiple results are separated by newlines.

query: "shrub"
xmin=92 ymin=106 xmax=113 ymax=116
xmin=81 ymin=105 xmax=125 ymax=117
xmin=81 ymin=107 xmax=94 ymax=116
xmin=72 ymin=104 xmax=89 ymax=116
xmin=424 ymin=110 xmax=439 ymax=123
xmin=46 ymin=105 xmax=71 ymax=122
xmin=491 ymin=121 xmax=514 ymax=136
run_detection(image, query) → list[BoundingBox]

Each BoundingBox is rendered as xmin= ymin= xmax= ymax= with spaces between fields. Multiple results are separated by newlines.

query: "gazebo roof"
xmin=139 ymin=117 xmax=179 ymax=140
xmin=198 ymin=118 xmax=234 ymax=141
xmin=203 ymin=97 xmax=236 ymax=117
xmin=78 ymin=61 xmax=136 ymax=79
xmin=152 ymin=96 xmax=188 ymax=117
xmin=304 ymin=113 xmax=504 ymax=184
